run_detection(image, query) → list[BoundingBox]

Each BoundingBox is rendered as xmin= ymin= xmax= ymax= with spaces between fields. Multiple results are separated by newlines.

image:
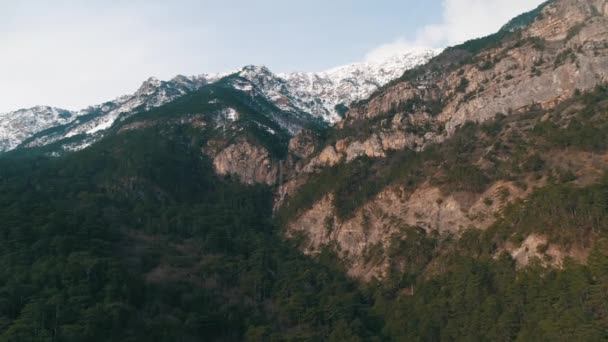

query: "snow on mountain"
xmin=67 ymin=72 xmax=231 ymax=137
xmin=21 ymin=72 xmax=231 ymax=150
xmin=1 ymin=48 xmax=440 ymax=153
xmin=231 ymin=49 xmax=440 ymax=123
xmin=278 ymin=48 xmax=440 ymax=122
xmin=0 ymin=106 xmax=76 ymax=151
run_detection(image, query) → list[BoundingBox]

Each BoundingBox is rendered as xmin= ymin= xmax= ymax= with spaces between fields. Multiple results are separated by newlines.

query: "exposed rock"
xmin=345 ymin=134 xmax=386 ymax=162
xmin=302 ymin=146 xmax=344 ymax=172
xmin=526 ymin=0 xmax=603 ymax=41
xmin=118 ymin=120 xmax=157 ymax=133
xmin=341 ymin=0 xmax=608 ymax=142
xmin=287 ymin=180 xmax=530 ymax=280
xmin=280 ymin=0 xmax=608 ymax=279
xmin=502 ymin=234 xmax=589 ymax=269
xmin=211 ymin=140 xmax=278 ymax=185
xmin=288 ymin=130 xmax=319 ymax=159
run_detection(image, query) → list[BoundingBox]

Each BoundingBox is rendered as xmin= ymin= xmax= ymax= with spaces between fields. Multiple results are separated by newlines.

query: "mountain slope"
xmin=3 ymin=69 xmax=608 ymax=342
xmin=276 ymin=0 xmax=608 ymax=279
xmin=278 ymin=48 xmax=440 ymax=122
xmin=0 ymin=120 xmax=381 ymax=340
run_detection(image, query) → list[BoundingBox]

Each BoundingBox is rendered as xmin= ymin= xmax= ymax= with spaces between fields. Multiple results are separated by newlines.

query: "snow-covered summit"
xmin=277 ymin=48 xmax=440 ymax=122
xmin=228 ymin=48 xmax=441 ymax=123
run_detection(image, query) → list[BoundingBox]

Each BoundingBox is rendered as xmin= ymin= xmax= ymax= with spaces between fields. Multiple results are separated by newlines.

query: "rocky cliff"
xmin=277 ymin=0 xmax=608 ymax=280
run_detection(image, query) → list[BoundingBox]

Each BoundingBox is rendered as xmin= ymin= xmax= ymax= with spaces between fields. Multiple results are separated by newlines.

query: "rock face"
xmin=293 ymin=0 xmax=608 ymax=175
xmin=503 ymin=234 xmax=589 ymax=269
xmin=288 ymin=181 xmax=529 ymax=279
xmin=288 ymin=130 xmax=319 ymax=159
xmin=341 ymin=0 xmax=608 ymax=145
xmin=299 ymin=130 xmax=439 ymax=173
xmin=280 ymin=0 xmax=608 ymax=280
xmin=212 ymin=140 xmax=279 ymax=186
xmin=526 ymin=0 xmax=606 ymax=41
xmin=344 ymin=134 xmax=386 ymax=162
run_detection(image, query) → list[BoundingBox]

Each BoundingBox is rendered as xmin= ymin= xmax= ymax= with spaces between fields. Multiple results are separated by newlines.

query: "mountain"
xmin=0 ymin=49 xmax=438 ymax=154
xmin=277 ymin=48 xmax=440 ymax=122
xmin=0 ymin=106 xmax=75 ymax=152
xmin=2 ymin=0 xmax=608 ymax=340
xmin=276 ymin=0 xmax=608 ymax=279
xmin=13 ymin=72 xmax=228 ymax=153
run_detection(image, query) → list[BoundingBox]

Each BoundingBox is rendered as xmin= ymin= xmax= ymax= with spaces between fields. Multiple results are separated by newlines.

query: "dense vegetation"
xmin=2 ymin=81 xmax=608 ymax=340
xmin=3 ymin=123 xmax=608 ymax=341
xmin=0 ymin=127 xmax=379 ymax=341
xmin=377 ymin=239 xmax=608 ymax=341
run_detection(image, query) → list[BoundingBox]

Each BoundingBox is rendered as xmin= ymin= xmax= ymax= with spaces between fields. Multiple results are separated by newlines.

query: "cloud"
xmin=366 ymin=0 xmax=546 ymax=62
xmin=365 ymin=39 xmax=416 ymax=63
xmin=0 ymin=2 xmax=213 ymax=112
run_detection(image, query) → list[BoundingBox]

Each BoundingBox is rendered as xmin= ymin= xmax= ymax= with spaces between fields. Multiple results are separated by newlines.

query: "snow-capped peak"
xmin=275 ymin=48 xmax=441 ymax=122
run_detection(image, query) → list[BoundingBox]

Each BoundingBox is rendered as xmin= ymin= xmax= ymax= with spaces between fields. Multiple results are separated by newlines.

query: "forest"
xmin=1 ymin=86 xmax=608 ymax=341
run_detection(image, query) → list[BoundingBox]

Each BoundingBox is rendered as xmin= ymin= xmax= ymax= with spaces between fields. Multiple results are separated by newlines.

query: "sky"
xmin=0 ymin=0 xmax=545 ymax=113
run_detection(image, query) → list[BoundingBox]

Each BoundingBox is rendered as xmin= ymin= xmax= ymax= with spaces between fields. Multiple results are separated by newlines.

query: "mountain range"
xmin=0 ymin=48 xmax=438 ymax=154
xmin=2 ymin=0 xmax=608 ymax=340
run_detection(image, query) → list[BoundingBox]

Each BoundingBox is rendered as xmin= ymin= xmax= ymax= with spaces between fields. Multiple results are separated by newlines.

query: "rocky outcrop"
xmin=300 ymin=130 xmax=440 ymax=173
xmin=211 ymin=140 xmax=279 ymax=185
xmin=287 ymin=181 xmax=530 ymax=280
xmin=502 ymin=234 xmax=589 ymax=269
xmin=526 ymin=0 xmax=606 ymax=41
xmin=341 ymin=0 xmax=608 ymax=144
xmin=288 ymin=130 xmax=319 ymax=159
xmin=344 ymin=134 xmax=386 ymax=161
xmin=279 ymin=0 xmax=608 ymax=280
xmin=302 ymin=146 xmax=344 ymax=172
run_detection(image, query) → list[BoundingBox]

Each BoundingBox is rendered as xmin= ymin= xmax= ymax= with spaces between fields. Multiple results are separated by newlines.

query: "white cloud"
xmin=366 ymin=0 xmax=546 ymax=62
xmin=0 ymin=2 xmax=213 ymax=113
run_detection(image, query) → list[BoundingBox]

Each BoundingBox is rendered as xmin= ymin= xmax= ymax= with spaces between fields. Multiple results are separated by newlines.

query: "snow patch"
xmin=222 ymin=108 xmax=239 ymax=122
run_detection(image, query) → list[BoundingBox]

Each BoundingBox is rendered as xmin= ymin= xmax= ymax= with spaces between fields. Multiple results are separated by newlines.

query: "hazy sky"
xmin=0 ymin=0 xmax=545 ymax=112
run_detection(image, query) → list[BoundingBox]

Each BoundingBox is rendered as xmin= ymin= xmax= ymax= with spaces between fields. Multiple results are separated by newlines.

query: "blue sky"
xmin=0 ymin=0 xmax=544 ymax=112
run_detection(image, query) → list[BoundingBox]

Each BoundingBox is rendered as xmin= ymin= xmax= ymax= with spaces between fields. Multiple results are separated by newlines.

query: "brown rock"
xmin=212 ymin=140 xmax=278 ymax=185
xmin=288 ymin=130 xmax=318 ymax=159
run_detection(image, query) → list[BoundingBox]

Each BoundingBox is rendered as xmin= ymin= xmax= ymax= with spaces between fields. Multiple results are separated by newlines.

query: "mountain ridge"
xmin=0 ymin=49 xmax=438 ymax=154
xmin=274 ymin=0 xmax=608 ymax=280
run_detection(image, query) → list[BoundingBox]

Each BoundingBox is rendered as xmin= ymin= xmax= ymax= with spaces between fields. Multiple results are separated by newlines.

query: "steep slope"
xmin=277 ymin=0 xmax=608 ymax=280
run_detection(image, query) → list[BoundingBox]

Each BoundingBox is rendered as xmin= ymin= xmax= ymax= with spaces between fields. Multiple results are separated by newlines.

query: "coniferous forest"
xmin=1 ymin=115 xmax=608 ymax=341
xmin=2 ymin=1 xmax=608 ymax=340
